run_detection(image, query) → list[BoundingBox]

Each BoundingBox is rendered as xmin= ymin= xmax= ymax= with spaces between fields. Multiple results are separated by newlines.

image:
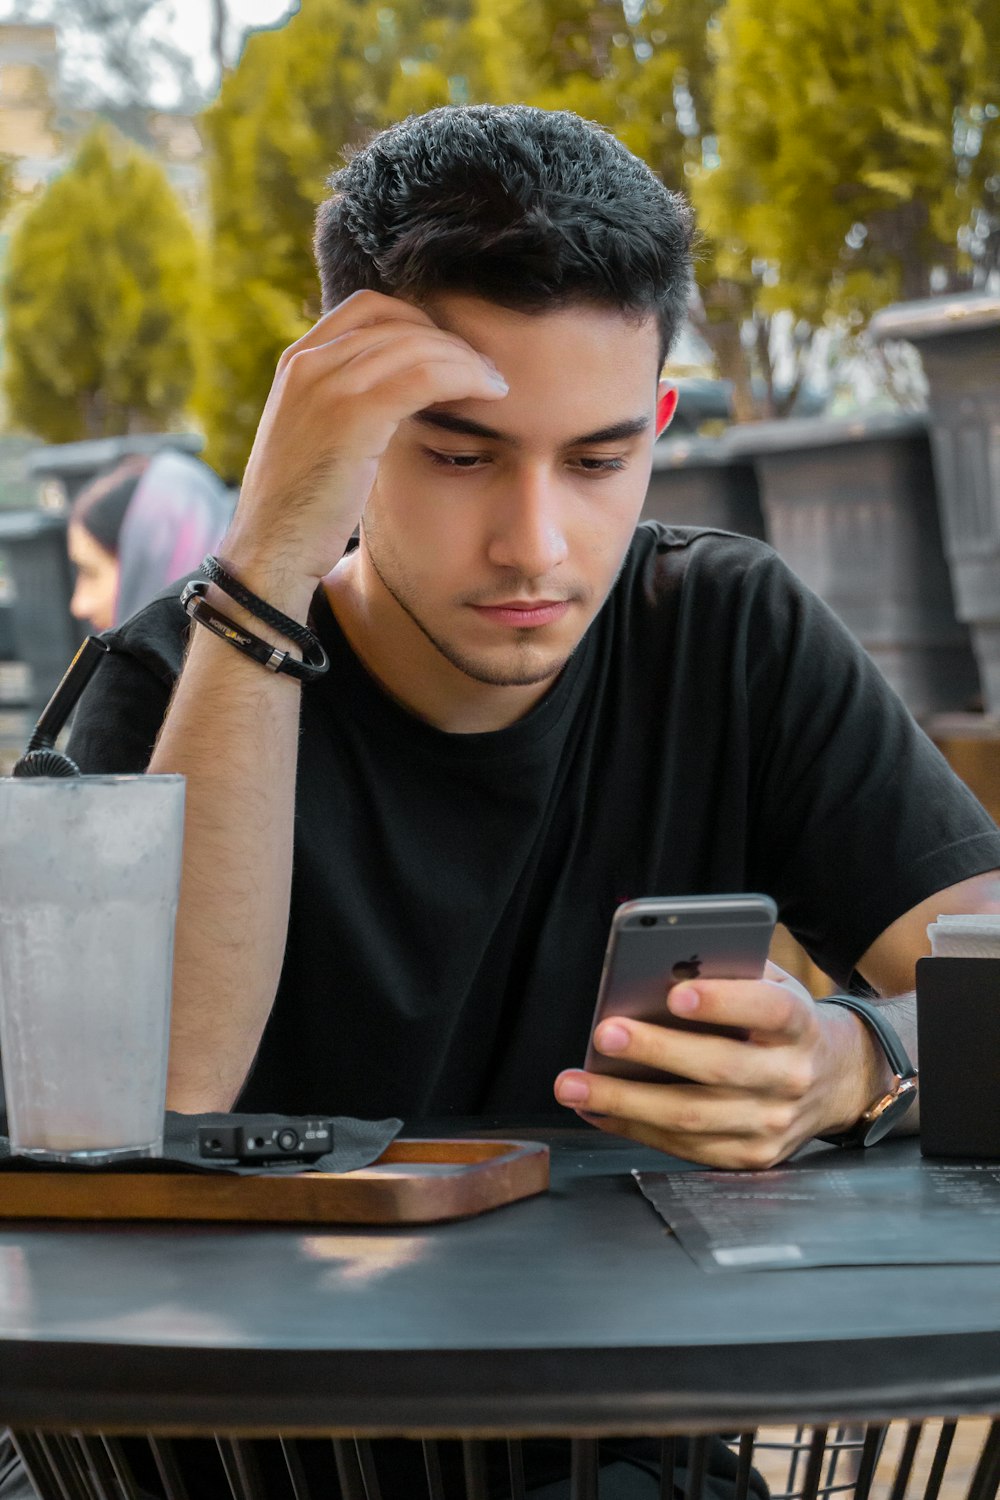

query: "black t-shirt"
xmin=68 ymin=522 xmax=1000 ymax=1118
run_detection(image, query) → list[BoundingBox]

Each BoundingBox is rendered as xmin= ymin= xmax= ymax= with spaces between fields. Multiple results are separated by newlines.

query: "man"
xmin=69 ymin=103 xmax=1000 ymax=1168
xmin=43 ymin=96 xmax=1000 ymax=1500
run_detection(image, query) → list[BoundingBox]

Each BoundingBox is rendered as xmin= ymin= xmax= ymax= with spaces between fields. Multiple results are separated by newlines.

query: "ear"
xmin=656 ymin=382 xmax=678 ymax=437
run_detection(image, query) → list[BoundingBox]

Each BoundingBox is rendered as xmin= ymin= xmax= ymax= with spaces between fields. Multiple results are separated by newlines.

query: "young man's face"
xmin=358 ymin=294 xmax=670 ymax=708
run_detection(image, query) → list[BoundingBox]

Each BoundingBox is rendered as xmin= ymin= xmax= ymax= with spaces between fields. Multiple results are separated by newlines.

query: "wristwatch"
xmin=817 ymin=994 xmax=918 ymax=1147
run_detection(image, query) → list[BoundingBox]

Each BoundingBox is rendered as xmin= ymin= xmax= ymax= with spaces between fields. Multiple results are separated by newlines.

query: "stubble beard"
xmin=364 ymin=538 xmax=582 ymax=690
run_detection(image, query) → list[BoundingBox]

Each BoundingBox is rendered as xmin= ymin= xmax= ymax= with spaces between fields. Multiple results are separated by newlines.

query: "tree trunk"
xmin=690 ymin=278 xmax=762 ymax=423
xmin=210 ymin=0 xmax=228 ymax=86
xmin=701 ymin=318 xmax=758 ymax=422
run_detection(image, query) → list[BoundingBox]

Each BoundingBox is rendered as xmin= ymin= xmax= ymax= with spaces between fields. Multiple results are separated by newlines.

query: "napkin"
xmin=926 ymin=913 xmax=1000 ymax=959
xmin=0 ymin=1111 xmax=403 ymax=1176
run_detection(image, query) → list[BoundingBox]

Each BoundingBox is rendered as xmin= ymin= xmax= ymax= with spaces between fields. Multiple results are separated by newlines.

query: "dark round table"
xmin=0 ymin=1127 xmax=997 ymax=1500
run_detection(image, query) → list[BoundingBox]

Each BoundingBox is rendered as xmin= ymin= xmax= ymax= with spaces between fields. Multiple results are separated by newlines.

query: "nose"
xmin=486 ymin=466 xmax=569 ymax=579
xmin=69 ymin=580 xmax=89 ymax=621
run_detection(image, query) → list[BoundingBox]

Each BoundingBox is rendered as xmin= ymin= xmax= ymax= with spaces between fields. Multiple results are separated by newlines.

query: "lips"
xmin=470 ymin=600 xmax=571 ymax=629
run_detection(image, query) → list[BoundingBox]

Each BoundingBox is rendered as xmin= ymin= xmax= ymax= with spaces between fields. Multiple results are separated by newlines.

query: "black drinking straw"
xmin=11 ymin=636 xmax=110 ymax=778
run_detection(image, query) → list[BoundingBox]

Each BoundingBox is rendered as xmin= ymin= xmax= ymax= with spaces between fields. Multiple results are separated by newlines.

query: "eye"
xmin=572 ymin=456 xmax=628 ymax=474
xmin=423 ymin=448 xmax=490 ymax=469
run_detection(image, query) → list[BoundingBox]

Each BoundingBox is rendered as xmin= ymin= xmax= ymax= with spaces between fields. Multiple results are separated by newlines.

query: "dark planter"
xmin=663 ymin=377 xmax=733 ymax=436
xmin=871 ymin=293 xmax=1000 ymax=716
xmin=726 ymin=411 xmax=979 ymax=720
xmin=644 ymin=436 xmax=766 ymax=539
xmin=0 ymin=435 xmax=42 ymax=512
xmin=0 ymin=511 xmax=83 ymax=715
xmin=25 ymin=431 xmax=205 ymax=506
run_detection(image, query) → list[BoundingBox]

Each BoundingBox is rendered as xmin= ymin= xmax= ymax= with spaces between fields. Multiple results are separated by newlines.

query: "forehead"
xmin=68 ymin=521 xmax=115 ymax=568
xmin=423 ymin=293 xmax=663 ymax=404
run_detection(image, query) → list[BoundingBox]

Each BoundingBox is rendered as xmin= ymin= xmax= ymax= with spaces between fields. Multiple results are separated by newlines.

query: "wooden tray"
xmin=0 ymin=1138 xmax=549 ymax=1225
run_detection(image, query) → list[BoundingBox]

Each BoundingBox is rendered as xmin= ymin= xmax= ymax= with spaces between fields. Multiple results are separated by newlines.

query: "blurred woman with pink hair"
xmin=68 ymin=448 xmax=233 ymax=631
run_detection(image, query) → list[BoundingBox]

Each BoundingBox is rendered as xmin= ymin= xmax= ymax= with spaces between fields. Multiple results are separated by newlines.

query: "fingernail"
xmin=483 ymin=358 xmax=508 ymax=389
xmin=669 ymin=986 xmax=699 ymax=1014
xmin=597 ymin=1022 xmax=629 ymax=1053
xmin=556 ymin=1076 xmax=590 ymax=1105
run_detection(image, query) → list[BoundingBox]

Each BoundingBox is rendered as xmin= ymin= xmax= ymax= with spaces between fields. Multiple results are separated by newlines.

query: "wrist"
xmin=817 ymin=995 xmax=918 ymax=1147
xmin=180 ymin=570 xmax=328 ymax=684
xmin=817 ymin=1001 xmax=886 ymax=1134
xmin=213 ymin=553 xmax=318 ymax=629
xmin=216 ymin=521 xmax=342 ymax=625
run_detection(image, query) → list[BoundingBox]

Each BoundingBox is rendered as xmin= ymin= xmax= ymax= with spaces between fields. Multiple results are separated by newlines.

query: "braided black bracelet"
xmin=180 ymin=580 xmax=328 ymax=682
xmin=200 ymin=554 xmax=319 ymax=655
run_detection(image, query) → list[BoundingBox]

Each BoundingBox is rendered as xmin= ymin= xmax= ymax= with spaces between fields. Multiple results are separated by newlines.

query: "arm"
xmin=842 ymin=866 xmax=1000 ymax=1131
xmin=149 ymin=610 xmax=304 ymax=1112
xmin=554 ymin=869 xmax=1000 ymax=1169
xmin=147 ymin=292 xmax=508 ymax=1111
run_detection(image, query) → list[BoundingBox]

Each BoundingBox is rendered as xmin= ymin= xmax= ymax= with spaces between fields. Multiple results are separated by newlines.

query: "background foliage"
xmin=195 ymin=0 xmax=728 ymax=474
xmin=1 ymin=0 xmax=998 ymax=466
xmin=1 ymin=125 xmax=201 ymax=441
xmin=194 ymin=0 xmax=998 ymax=471
xmin=695 ymin=0 xmax=1000 ymax=326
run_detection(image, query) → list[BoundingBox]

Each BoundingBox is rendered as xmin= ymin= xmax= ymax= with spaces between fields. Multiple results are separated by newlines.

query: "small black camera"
xmin=197 ymin=1118 xmax=334 ymax=1163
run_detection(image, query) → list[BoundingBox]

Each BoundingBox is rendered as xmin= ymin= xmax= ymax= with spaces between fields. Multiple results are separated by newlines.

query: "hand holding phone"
xmin=583 ymin=894 xmax=777 ymax=1084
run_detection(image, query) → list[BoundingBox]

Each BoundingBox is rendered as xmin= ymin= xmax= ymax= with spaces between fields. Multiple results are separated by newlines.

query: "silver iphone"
xmin=583 ymin=893 xmax=778 ymax=1084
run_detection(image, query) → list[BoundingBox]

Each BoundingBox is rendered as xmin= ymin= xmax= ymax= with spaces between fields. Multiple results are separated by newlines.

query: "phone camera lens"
xmin=639 ymin=914 xmax=658 ymax=927
xmin=276 ymin=1128 xmax=299 ymax=1152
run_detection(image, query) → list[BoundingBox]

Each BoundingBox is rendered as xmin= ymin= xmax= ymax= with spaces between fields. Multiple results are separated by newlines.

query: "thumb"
xmin=764 ymin=959 xmax=814 ymax=1006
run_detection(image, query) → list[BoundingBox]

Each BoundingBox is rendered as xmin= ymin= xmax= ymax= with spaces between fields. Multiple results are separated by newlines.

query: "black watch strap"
xmin=817 ymin=994 xmax=918 ymax=1148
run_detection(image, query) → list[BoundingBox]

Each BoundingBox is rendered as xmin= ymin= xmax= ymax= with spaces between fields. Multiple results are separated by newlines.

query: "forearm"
xmin=143 ymin=293 xmax=509 ymax=1110
xmin=149 ymin=574 xmax=313 ymax=1112
xmin=846 ymin=868 xmax=1000 ymax=1138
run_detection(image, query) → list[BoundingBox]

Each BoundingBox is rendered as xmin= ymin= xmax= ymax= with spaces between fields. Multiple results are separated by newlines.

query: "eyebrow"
xmin=411 ymin=411 xmax=651 ymax=447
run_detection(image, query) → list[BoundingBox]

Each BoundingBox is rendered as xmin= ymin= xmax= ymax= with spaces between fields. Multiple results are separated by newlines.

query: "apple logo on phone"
xmin=671 ymin=955 xmax=701 ymax=981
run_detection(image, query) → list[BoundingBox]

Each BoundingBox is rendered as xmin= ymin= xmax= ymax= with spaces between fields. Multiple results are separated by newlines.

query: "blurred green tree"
xmin=195 ymin=0 xmax=723 ymax=475
xmin=447 ymin=0 xmax=772 ymax=417
xmin=485 ymin=0 xmax=766 ymax=415
xmin=1 ymin=125 xmax=201 ymax=442
xmin=196 ymin=0 xmax=480 ymax=480
xmin=198 ymin=0 xmax=1000 ymax=461
xmin=0 ymin=155 xmax=18 ymax=223
xmin=693 ymin=0 xmax=1000 ymax=409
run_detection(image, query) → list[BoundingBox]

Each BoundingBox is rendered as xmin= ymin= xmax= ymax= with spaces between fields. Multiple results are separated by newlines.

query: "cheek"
xmin=364 ymin=477 xmax=437 ymax=553
xmin=92 ymin=564 xmax=120 ymax=623
xmin=369 ymin=451 xmax=473 ymax=546
xmin=368 ymin=445 xmax=432 ymax=521
xmin=579 ymin=471 xmax=651 ymax=543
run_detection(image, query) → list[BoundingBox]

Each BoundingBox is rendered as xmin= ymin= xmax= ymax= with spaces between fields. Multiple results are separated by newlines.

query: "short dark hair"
xmin=314 ymin=104 xmax=694 ymax=364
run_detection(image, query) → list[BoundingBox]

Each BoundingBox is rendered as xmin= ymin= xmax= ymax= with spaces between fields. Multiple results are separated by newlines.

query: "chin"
xmin=450 ymin=646 xmax=573 ymax=690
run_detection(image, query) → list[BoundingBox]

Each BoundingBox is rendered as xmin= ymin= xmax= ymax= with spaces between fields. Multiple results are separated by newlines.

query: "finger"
xmin=284 ymin=321 xmax=505 ymax=390
xmin=563 ymin=1069 xmax=808 ymax=1169
xmin=333 ymin=325 xmax=507 ymax=393
xmin=555 ymin=1068 xmax=792 ymax=1138
xmin=278 ymin=291 xmax=437 ymax=366
xmin=320 ymin=340 xmax=509 ymax=414
xmin=575 ymin=1107 xmax=798 ymax=1171
xmin=589 ymin=1016 xmax=797 ymax=1094
xmin=667 ymin=976 xmax=815 ymax=1043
